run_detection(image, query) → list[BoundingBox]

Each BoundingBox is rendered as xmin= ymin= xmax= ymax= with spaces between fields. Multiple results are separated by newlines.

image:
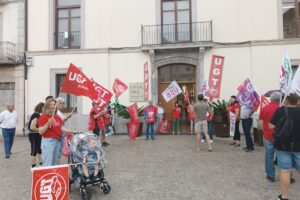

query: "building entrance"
xmin=158 ymin=64 xmax=196 ymax=134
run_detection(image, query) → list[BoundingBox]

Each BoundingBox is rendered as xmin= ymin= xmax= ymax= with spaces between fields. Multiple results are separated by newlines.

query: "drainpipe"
xmin=295 ymin=0 xmax=299 ymax=37
xmin=23 ymin=0 xmax=28 ymax=129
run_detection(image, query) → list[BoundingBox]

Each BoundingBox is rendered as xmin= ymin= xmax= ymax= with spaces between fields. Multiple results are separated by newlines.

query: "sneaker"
xmin=201 ymin=139 xmax=205 ymax=143
xmin=242 ymin=147 xmax=248 ymax=150
xmin=245 ymin=148 xmax=254 ymax=152
xmin=266 ymin=176 xmax=275 ymax=182
xmin=5 ymin=155 xmax=10 ymax=159
xmin=172 ymin=131 xmax=175 ymax=135
xmin=210 ymin=140 xmax=213 ymax=143
xmin=177 ymin=131 xmax=180 ymax=135
xmin=277 ymin=194 xmax=289 ymax=200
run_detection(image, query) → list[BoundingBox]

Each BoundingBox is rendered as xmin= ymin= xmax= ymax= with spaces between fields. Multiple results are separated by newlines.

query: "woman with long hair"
xmin=28 ymin=102 xmax=44 ymax=168
xmin=38 ymin=98 xmax=74 ymax=166
xmin=227 ymin=95 xmax=241 ymax=146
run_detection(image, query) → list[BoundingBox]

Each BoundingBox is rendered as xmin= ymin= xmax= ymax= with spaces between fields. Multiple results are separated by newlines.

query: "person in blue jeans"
xmin=0 ymin=103 xmax=18 ymax=158
xmin=258 ymin=91 xmax=280 ymax=182
xmin=269 ymin=94 xmax=300 ymax=200
xmin=143 ymin=101 xmax=157 ymax=140
xmin=240 ymin=105 xmax=255 ymax=152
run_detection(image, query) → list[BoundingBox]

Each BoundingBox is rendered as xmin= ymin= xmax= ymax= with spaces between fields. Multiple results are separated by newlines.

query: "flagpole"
xmin=69 ymin=103 xmax=78 ymax=115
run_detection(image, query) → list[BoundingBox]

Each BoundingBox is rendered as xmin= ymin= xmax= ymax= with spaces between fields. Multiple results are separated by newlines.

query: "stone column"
xmin=149 ymin=50 xmax=158 ymax=104
xmin=196 ymin=47 xmax=205 ymax=95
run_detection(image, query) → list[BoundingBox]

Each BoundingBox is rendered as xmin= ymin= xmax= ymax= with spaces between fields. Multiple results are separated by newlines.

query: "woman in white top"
xmin=155 ymin=100 xmax=164 ymax=131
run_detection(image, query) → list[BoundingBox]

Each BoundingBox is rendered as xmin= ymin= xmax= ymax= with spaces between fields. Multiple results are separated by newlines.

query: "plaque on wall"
xmin=129 ymin=82 xmax=145 ymax=102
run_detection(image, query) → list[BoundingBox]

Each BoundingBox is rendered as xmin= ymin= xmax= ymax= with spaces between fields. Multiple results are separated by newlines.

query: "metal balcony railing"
xmin=0 ymin=41 xmax=17 ymax=65
xmin=55 ymin=31 xmax=81 ymax=49
xmin=142 ymin=21 xmax=212 ymax=46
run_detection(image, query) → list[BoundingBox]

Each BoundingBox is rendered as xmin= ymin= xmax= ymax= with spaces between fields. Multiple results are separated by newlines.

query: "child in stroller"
xmin=68 ymin=132 xmax=111 ymax=200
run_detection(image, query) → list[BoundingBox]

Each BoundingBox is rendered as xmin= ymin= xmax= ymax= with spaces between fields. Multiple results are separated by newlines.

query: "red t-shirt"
xmin=227 ymin=103 xmax=240 ymax=121
xmin=187 ymin=106 xmax=195 ymax=120
xmin=172 ymin=107 xmax=181 ymax=119
xmin=38 ymin=114 xmax=63 ymax=140
xmin=259 ymin=102 xmax=280 ymax=141
xmin=104 ymin=112 xmax=111 ymax=125
xmin=144 ymin=106 xmax=158 ymax=124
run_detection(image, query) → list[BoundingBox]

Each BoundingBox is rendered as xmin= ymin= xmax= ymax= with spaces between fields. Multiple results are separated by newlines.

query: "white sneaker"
xmin=210 ymin=140 xmax=213 ymax=143
xmin=177 ymin=131 xmax=180 ymax=135
xmin=172 ymin=131 xmax=175 ymax=135
xmin=201 ymin=139 xmax=205 ymax=143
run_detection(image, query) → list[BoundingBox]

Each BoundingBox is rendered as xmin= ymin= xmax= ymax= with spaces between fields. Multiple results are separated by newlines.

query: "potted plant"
xmin=211 ymin=100 xmax=230 ymax=138
xmin=112 ymin=100 xmax=144 ymax=136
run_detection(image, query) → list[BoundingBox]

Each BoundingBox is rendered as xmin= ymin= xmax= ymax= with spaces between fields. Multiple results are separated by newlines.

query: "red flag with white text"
xmin=91 ymin=79 xmax=113 ymax=109
xmin=127 ymin=103 xmax=139 ymax=123
xmin=128 ymin=121 xmax=140 ymax=140
xmin=60 ymin=63 xmax=98 ymax=100
xmin=31 ymin=165 xmax=69 ymax=200
xmin=207 ymin=55 xmax=225 ymax=99
xmin=113 ymin=79 xmax=128 ymax=97
xmin=260 ymin=96 xmax=270 ymax=110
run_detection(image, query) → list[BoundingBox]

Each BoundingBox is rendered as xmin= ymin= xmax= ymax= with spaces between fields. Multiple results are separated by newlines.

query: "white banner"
xmin=162 ymin=81 xmax=183 ymax=102
xmin=229 ymin=112 xmax=236 ymax=137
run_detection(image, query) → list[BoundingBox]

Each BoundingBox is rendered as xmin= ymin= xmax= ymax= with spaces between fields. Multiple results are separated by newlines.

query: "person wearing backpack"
xmin=28 ymin=102 xmax=44 ymax=168
xmin=269 ymin=94 xmax=300 ymax=200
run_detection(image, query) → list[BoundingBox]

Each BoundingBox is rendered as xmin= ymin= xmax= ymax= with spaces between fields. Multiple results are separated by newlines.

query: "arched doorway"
xmin=158 ymin=64 xmax=196 ymax=133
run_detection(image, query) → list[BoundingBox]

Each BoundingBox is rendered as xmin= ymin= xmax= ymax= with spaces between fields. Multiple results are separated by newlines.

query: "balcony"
xmin=0 ymin=42 xmax=17 ymax=65
xmin=141 ymin=21 xmax=213 ymax=47
xmin=55 ymin=31 xmax=81 ymax=49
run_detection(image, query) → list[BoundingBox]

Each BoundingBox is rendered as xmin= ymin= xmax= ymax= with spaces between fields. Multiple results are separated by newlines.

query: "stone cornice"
xmin=26 ymin=38 xmax=300 ymax=56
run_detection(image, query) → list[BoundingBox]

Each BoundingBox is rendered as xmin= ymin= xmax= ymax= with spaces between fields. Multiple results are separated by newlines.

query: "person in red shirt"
xmin=227 ymin=95 xmax=241 ymax=146
xmin=143 ymin=100 xmax=158 ymax=140
xmin=172 ymin=102 xmax=181 ymax=135
xmin=88 ymin=103 xmax=109 ymax=146
xmin=38 ymin=98 xmax=74 ymax=166
xmin=258 ymin=92 xmax=280 ymax=182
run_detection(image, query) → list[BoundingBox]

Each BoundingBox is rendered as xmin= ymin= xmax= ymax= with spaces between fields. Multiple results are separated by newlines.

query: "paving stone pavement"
xmin=0 ymin=135 xmax=299 ymax=200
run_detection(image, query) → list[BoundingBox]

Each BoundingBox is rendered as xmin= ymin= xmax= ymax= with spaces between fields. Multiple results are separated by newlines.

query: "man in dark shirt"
xmin=269 ymin=94 xmax=300 ymax=200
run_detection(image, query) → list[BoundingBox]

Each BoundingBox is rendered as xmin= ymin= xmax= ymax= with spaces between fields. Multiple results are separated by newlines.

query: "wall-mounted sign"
xmin=129 ymin=82 xmax=144 ymax=102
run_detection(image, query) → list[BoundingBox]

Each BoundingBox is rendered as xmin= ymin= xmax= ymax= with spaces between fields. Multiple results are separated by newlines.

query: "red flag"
xmin=127 ymin=103 xmax=139 ymax=123
xmin=144 ymin=62 xmax=149 ymax=101
xmin=32 ymin=165 xmax=69 ymax=200
xmin=113 ymin=79 xmax=128 ymax=97
xmin=260 ymin=96 xmax=270 ymax=110
xmin=158 ymin=118 xmax=171 ymax=134
xmin=91 ymin=79 xmax=113 ymax=109
xmin=60 ymin=63 xmax=98 ymax=100
xmin=128 ymin=121 xmax=140 ymax=140
xmin=208 ymin=55 xmax=225 ymax=99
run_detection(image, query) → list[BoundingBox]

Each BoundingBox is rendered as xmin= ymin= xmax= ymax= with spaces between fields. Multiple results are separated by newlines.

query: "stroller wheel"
xmin=102 ymin=184 xmax=111 ymax=195
xmin=80 ymin=188 xmax=91 ymax=200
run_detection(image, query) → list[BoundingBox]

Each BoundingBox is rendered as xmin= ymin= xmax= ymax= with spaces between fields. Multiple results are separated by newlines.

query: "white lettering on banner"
xmin=40 ymin=176 xmax=62 ymax=200
xmin=213 ymin=68 xmax=220 ymax=75
xmin=212 ymin=78 xmax=219 ymax=85
xmin=162 ymin=81 xmax=183 ymax=102
xmin=214 ymin=57 xmax=222 ymax=65
xmin=68 ymin=72 xmax=87 ymax=84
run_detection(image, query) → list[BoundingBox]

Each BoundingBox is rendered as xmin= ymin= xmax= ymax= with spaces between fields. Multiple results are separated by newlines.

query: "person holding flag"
xmin=258 ymin=92 xmax=280 ymax=182
xmin=143 ymin=100 xmax=158 ymax=140
xmin=38 ymin=98 xmax=75 ymax=166
xmin=227 ymin=95 xmax=241 ymax=146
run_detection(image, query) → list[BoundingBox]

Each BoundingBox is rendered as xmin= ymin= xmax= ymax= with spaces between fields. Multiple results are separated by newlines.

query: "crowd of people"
xmin=0 ymin=91 xmax=299 ymax=200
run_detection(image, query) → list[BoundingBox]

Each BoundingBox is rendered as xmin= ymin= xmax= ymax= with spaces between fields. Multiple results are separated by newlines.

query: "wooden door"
xmin=158 ymin=83 xmax=176 ymax=119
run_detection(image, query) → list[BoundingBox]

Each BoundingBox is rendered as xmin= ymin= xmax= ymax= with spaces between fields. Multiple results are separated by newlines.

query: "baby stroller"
xmin=68 ymin=132 xmax=111 ymax=200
